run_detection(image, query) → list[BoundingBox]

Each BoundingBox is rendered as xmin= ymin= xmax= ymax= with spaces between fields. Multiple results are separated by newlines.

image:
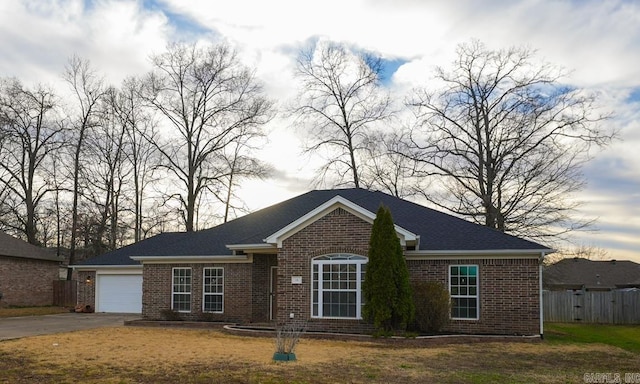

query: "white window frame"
xmin=311 ymin=254 xmax=367 ymax=319
xmin=172 ymin=267 xmax=192 ymax=313
xmin=449 ymin=264 xmax=479 ymax=320
xmin=202 ymin=267 xmax=224 ymax=313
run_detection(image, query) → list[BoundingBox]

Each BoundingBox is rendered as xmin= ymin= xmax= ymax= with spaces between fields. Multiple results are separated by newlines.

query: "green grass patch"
xmin=545 ymin=322 xmax=640 ymax=353
xmin=449 ymin=372 xmax=524 ymax=384
xmin=0 ymin=306 xmax=69 ymax=318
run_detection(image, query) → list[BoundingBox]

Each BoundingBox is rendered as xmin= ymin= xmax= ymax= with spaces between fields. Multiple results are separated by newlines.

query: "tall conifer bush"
xmin=362 ymin=205 xmax=414 ymax=334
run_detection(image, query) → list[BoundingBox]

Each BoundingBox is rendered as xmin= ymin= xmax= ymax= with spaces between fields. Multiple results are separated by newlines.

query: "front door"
xmin=270 ymin=266 xmax=278 ymax=321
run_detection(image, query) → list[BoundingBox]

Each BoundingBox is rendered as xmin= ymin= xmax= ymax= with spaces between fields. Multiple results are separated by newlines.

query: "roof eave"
xmin=1 ymin=253 xmax=64 ymax=262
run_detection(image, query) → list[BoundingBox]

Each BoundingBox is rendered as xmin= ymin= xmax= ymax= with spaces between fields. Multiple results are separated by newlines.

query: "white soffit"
xmin=264 ymin=195 xmax=417 ymax=248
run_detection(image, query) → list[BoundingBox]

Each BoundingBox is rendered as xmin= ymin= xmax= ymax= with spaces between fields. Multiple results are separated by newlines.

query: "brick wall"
xmin=277 ymin=208 xmax=376 ymax=333
xmin=142 ymin=262 xmax=253 ymax=322
xmin=0 ymin=256 xmax=60 ymax=306
xmin=408 ymin=258 xmax=540 ymax=335
xmin=76 ymin=271 xmax=96 ymax=309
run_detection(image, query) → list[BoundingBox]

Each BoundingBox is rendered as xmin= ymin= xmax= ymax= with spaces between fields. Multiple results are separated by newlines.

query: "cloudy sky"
xmin=1 ymin=0 xmax=638 ymax=261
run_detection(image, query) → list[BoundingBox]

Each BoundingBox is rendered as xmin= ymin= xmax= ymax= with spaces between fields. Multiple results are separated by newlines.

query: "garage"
xmin=96 ymin=274 xmax=142 ymax=313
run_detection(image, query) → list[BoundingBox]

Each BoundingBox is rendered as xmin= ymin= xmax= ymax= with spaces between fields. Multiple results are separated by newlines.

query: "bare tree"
xmin=0 ymin=78 xmax=64 ymax=244
xmin=291 ymin=41 xmax=394 ymax=188
xmin=405 ymin=40 xmax=614 ymax=241
xmin=112 ymin=77 xmax=161 ymax=242
xmin=41 ymin=153 xmax=68 ymax=257
xmin=217 ymin=132 xmax=272 ymax=223
xmin=63 ymin=55 xmax=105 ymax=278
xmin=80 ymin=86 xmax=130 ymax=254
xmin=360 ymin=130 xmax=420 ymax=198
xmin=140 ymin=42 xmax=273 ymax=231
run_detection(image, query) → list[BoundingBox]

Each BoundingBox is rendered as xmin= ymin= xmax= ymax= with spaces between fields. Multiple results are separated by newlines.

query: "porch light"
xmin=85 ymin=276 xmax=92 ymax=284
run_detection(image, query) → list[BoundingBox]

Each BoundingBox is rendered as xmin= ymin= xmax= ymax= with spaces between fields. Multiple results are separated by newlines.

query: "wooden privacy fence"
xmin=543 ymin=290 xmax=640 ymax=324
xmin=53 ymin=280 xmax=77 ymax=307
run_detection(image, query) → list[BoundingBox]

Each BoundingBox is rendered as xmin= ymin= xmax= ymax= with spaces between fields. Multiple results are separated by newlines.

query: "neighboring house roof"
xmin=543 ymin=258 xmax=640 ymax=290
xmin=0 ymin=231 xmax=62 ymax=262
xmin=77 ymin=188 xmax=551 ymax=267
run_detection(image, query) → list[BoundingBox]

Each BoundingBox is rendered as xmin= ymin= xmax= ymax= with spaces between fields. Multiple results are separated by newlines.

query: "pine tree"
xmin=362 ymin=205 xmax=415 ymax=333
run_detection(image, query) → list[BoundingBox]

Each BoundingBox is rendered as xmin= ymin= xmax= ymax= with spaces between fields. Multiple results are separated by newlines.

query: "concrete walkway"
xmin=0 ymin=313 xmax=140 ymax=341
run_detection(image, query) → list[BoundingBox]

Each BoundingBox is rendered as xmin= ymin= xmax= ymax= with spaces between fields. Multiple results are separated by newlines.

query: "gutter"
xmin=405 ymin=248 xmax=553 ymax=259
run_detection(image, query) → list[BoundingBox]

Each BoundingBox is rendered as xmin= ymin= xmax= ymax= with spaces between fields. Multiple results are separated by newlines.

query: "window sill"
xmin=311 ymin=316 xmax=363 ymax=320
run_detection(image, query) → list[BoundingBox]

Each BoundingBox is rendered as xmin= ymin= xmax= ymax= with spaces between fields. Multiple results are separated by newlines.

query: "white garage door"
xmin=97 ymin=274 xmax=142 ymax=313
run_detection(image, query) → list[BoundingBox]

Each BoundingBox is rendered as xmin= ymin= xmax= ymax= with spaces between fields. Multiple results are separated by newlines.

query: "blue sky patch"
xmin=379 ymin=58 xmax=407 ymax=86
xmin=583 ymin=157 xmax=640 ymax=197
xmin=627 ymin=87 xmax=640 ymax=103
xmin=143 ymin=0 xmax=211 ymax=38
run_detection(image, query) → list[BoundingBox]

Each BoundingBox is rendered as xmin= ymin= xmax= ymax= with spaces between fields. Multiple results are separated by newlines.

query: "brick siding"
xmin=76 ymin=271 xmax=96 ymax=308
xmin=0 ymin=256 xmax=60 ymax=306
xmin=141 ymin=262 xmax=253 ymax=322
xmin=408 ymin=258 xmax=540 ymax=335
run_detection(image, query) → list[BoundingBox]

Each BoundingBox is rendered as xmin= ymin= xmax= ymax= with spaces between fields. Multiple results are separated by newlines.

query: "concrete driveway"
xmin=0 ymin=313 xmax=140 ymax=341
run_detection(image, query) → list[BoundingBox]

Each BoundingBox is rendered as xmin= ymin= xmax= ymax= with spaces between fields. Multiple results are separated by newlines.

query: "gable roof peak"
xmin=263 ymin=194 xmax=417 ymax=248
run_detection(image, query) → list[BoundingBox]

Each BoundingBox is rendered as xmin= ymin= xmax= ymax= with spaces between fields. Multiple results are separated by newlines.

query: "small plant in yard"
xmin=273 ymin=321 xmax=307 ymax=361
xmin=411 ymin=281 xmax=451 ymax=334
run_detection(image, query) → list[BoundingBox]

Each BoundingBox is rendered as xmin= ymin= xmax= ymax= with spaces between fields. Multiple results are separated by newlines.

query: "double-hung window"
xmin=449 ymin=265 xmax=479 ymax=319
xmin=172 ymin=267 xmax=192 ymax=312
xmin=203 ymin=267 xmax=224 ymax=313
xmin=312 ymin=254 xmax=367 ymax=319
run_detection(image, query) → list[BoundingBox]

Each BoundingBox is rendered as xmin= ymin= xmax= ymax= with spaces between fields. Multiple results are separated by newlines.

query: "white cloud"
xmin=81 ymin=1 xmax=170 ymax=81
xmin=136 ymin=0 xmax=640 ymax=262
xmin=1 ymin=0 xmax=638 ymax=260
xmin=0 ymin=0 xmax=170 ymax=88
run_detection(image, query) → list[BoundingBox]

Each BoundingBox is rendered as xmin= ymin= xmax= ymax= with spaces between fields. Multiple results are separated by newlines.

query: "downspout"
xmin=539 ymin=251 xmax=546 ymax=339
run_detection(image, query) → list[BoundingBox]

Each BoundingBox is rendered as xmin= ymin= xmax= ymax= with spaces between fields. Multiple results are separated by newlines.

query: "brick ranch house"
xmin=73 ymin=189 xmax=552 ymax=336
xmin=0 ymin=231 xmax=63 ymax=306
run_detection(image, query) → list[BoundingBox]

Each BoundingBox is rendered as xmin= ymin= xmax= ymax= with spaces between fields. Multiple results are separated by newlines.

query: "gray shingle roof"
xmin=0 ymin=231 xmax=62 ymax=262
xmin=78 ymin=188 xmax=550 ymax=267
xmin=543 ymin=258 xmax=640 ymax=290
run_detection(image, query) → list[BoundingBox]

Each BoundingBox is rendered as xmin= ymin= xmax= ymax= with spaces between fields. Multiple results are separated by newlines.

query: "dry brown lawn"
xmin=0 ymin=306 xmax=68 ymax=318
xmin=0 ymin=326 xmax=638 ymax=383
